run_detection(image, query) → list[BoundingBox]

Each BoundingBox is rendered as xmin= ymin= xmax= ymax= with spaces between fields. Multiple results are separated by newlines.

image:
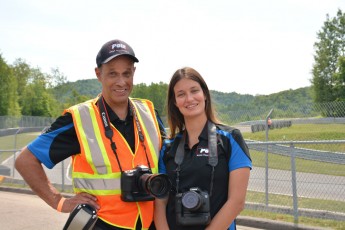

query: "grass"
xmin=246 ymin=190 xmax=345 ymax=213
xmin=240 ymin=210 xmax=345 ymax=230
xmin=0 ymin=132 xmax=40 ymax=161
xmin=0 ymin=132 xmax=40 ymax=149
xmin=249 ymin=150 xmax=345 ymax=176
xmin=244 ymin=188 xmax=345 ymax=229
xmin=243 ymin=123 xmax=345 ymax=143
xmin=243 ymin=123 xmax=345 ymax=176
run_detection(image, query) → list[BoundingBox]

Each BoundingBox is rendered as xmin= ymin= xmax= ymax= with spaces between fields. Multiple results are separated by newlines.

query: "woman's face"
xmin=173 ymin=78 xmax=206 ymax=119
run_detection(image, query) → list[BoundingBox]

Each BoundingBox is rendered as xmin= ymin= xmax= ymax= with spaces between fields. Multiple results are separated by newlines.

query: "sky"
xmin=1 ymin=0 xmax=345 ymax=96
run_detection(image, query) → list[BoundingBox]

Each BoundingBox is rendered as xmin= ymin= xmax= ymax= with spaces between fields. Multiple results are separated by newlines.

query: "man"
xmin=15 ymin=39 xmax=166 ymax=229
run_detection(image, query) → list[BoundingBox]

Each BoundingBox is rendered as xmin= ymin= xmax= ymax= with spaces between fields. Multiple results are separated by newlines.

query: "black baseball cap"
xmin=96 ymin=39 xmax=139 ymax=67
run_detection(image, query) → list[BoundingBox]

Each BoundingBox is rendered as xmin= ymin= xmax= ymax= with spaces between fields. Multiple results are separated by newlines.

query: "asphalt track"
xmin=0 ymin=191 xmax=69 ymax=230
xmin=0 ymin=190 xmax=263 ymax=230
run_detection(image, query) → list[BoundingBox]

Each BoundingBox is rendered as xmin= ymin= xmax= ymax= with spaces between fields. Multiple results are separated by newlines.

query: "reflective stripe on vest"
xmin=74 ymin=102 xmax=110 ymax=175
xmin=73 ymin=173 xmax=121 ymax=195
xmin=131 ymin=99 xmax=160 ymax=158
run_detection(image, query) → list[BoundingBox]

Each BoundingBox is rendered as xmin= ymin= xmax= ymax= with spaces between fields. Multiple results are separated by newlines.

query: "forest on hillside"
xmin=58 ymin=80 xmax=345 ymax=125
xmin=57 ymin=79 xmax=314 ymax=118
xmin=0 ymin=55 xmax=314 ymax=119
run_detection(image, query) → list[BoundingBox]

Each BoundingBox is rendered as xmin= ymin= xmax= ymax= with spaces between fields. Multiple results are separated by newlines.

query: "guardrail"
xmin=250 ymin=120 xmax=292 ymax=133
xmin=247 ymin=140 xmax=345 ymax=164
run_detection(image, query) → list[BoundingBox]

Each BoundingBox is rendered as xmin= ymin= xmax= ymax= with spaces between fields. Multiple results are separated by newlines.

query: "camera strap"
xmin=174 ymin=121 xmax=218 ymax=196
xmin=98 ymin=96 xmax=151 ymax=172
xmin=130 ymin=100 xmax=152 ymax=170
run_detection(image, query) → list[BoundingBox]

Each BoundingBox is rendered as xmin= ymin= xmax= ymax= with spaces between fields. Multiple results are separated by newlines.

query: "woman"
xmin=154 ymin=67 xmax=252 ymax=230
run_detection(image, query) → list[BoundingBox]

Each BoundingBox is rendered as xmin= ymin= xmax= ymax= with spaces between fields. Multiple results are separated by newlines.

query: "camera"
xmin=63 ymin=204 xmax=98 ymax=230
xmin=121 ymin=165 xmax=171 ymax=202
xmin=175 ymin=187 xmax=211 ymax=226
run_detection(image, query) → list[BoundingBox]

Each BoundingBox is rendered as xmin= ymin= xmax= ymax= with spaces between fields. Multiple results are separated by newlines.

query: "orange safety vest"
xmin=64 ymin=96 xmax=162 ymax=229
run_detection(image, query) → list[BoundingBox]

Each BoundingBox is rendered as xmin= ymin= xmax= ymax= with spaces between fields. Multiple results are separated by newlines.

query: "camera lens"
xmin=140 ymin=174 xmax=171 ymax=198
xmin=181 ymin=191 xmax=202 ymax=211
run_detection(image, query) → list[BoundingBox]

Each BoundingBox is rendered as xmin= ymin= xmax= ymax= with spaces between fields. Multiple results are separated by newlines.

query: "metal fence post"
xmin=265 ymin=109 xmax=274 ymax=206
xmin=290 ymin=143 xmax=299 ymax=225
xmin=12 ymin=128 xmax=20 ymax=178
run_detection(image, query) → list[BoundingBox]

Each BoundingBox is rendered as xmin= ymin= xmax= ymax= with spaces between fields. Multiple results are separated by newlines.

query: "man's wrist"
xmin=57 ymin=197 xmax=66 ymax=212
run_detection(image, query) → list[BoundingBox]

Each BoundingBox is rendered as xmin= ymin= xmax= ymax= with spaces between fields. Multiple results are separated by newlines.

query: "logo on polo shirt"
xmin=196 ymin=147 xmax=209 ymax=157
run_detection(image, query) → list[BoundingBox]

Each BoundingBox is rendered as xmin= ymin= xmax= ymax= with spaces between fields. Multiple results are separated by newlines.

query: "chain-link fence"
xmin=0 ymin=116 xmax=55 ymax=129
xmin=246 ymin=140 xmax=345 ymax=224
xmin=0 ymin=126 xmax=72 ymax=191
xmin=217 ymin=101 xmax=345 ymax=126
xmin=1 ymin=101 xmax=345 ymax=227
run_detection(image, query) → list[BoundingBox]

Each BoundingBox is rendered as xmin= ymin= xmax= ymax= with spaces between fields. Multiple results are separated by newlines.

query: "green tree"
xmin=131 ymin=82 xmax=168 ymax=116
xmin=333 ymin=56 xmax=345 ymax=101
xmin=0 ymin=54 xmax=20 ymax=116
xmin=311 ymin=9 xmax=345 ymax=103
xmin=65 ymin=89 xmax=90 ymax=107
xmin=47 ymin=67 xmax=68 ymax=88
xmin=147 ymin=82 xmax=168 ymax=116
xmin=12 ymin=59 xmax=31 ymax=99
xmin=20 ymin=68 xmax=53 ymax=116
xmin=131 ymin=83 xmax=149 ymax=99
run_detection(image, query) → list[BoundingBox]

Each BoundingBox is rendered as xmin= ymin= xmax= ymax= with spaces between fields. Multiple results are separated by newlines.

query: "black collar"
xmin=101 ymin=99 xmax=133 ymax=124
xmin=183 ymin=121 xmax=208 ymax=148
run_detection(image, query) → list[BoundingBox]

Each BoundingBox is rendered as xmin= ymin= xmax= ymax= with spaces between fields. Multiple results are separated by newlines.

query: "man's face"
xmin=95 ymin=56 xmax=136 ymax=108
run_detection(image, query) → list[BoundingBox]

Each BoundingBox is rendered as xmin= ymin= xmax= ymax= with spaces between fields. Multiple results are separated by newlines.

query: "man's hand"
xmin=59 ymin=193 xmax=100 ymax=213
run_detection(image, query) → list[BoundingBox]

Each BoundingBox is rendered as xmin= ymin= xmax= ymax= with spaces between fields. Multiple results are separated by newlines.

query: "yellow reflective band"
xmin=131 ymin=100 xmax=159 ymax=173
xmin=89 ymin=106 xmax=112 ymax=174
xmin=74 ymin=177 xmax=120 ymax=190
xmin=73 ymin=106 xmax=97 ymax=173
xmin=73 ymin=188 xmax=121 ymax=196
xmin=75 ymin=103 xmax=112 ymax=175
xmin=72 ymin=172 xmax=122 ymax=195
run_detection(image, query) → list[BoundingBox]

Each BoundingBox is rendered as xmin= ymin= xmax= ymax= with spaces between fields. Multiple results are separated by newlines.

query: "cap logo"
xmin=111 ymin=43 xmax=126 ymax=50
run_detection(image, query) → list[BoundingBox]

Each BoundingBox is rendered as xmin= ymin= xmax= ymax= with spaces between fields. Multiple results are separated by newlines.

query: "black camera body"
xmin=121 ymin=165 xmax=171 ymax=202
xmin=175 ymin=187 xmax=211 ymax=226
